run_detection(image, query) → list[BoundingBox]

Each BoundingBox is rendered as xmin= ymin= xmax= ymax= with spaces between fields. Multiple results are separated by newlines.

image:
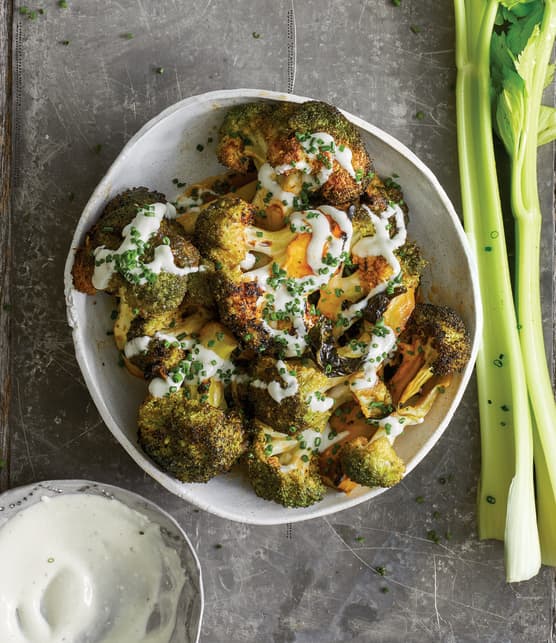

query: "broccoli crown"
xmin=179 ymin=267 xmax=217 ymax=313
xmin=217 ymin=102 xmax=277 ymax=172
xmin=340 ymin=435 xmax=405 ymax=488
xmin=402 ymin=303 xmax=471 ymax=375
xmin=127 ymin=335 xmax=185 ymax=381
xmin=395 ymin=241 xmax=428 ymax=291
xmin=286 ymin=101 xmax=363 ymax=151
xmin=269 ymin=101 xmax=373 ymax=205
xmin=194 ymin=196 xmax=256 ymax=279
xmin=92 ymin=187 xmax=167 ymax=250
xmin=138 ymin=392 xmax=247 ymax=483
xmin=250 ymin=356 xmax=335 ymax=433
xmin=122 ymin=271 xmax=190 ymax=316
xmin=116 ymin=216 xmax=200 ymax=315
xmin=72 ymin=187 xmax=167 ymax=295
xmin=363 ymin=174 xmax=407 ymax=217
xmin=350 ymin=204 xmax=376 ymax=243
xmin=246 ymin=420 xmax=326 ymax=507
xmin=217 ymin=100 xmax=373 ymax=208
xmin=387 ymin=303 xmax=471 ymax=406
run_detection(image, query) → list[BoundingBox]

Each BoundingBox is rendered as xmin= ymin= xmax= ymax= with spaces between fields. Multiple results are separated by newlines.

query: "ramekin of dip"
xmin=0 ymin=480 xmax=203 ymax=643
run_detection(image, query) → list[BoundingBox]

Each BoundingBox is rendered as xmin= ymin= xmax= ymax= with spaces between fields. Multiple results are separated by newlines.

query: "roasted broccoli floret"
xmin=250 ymin=356 xmax=348 ymax=433
xmin=194 ymin=195 xmax=334 ymax=354
xmin=72 ymin=187 xmax=201 ymax=316
xmin=217 ymin=101 xmax=373 ymax=214
xmin=246 ymin=420 xmax=326 ymax=507
xmin=137 ymin=319 xmax=247 ymax=483
xmin=340 ymin=435 xmax=405 ymax=488
xmin=388 ymin=303 xmax=471 ymax=406
xmin=73 ymin=187 xmax=165 ymax=295
xmin=138 ymin=391 xmax=246 ymax=483
xmin=363 ymin=174 xmax=408 ymax=218
xmin=395 ymin=241 xmax=427 ymax=292
xmin=119 ymin=296 xmax=214 ymax=380
xmin=265 ymin=101 xmax=373 ymax=205
xmin=217 ymin=102 xmax=279 ymax=172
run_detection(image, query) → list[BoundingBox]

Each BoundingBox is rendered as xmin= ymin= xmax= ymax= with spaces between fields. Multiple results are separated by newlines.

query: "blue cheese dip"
xmin=0 ymin=493 xmax=186 ymax=643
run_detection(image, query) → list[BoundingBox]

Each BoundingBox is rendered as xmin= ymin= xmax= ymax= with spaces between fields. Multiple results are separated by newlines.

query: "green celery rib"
xmin=508 ymin=0 xmax=556 ymax=520
xmin=454 ymin=0 xmax=540 ymax=580
xmin=534 ymin=424 xmax=556 ymax=565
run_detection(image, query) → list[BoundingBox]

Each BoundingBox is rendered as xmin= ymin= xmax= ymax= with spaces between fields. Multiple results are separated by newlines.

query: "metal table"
xmin=1 ymin=1 xmax=554 ymax=641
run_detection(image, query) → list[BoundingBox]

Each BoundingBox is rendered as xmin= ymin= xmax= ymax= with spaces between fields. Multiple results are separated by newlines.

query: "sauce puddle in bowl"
xmin=0 ymin=482 xmax=203 ymax=643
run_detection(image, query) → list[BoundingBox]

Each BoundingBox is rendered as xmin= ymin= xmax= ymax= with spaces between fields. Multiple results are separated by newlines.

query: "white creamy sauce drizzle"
xmin=124 ymin=332 xmax=183 ymax=360
xmin=277 ymin=426 xmax=349 ymax=473
xmin=175 ymin=188 xmax=216 ymax=213
xmin=92 ymin=202 xmax=198 ymax=290
xmin=370 ymin=414 xmax=423 ymax=445
xmin=350 ymin=327 xmax=398 ymax=391
xmin=250 ymin=359 xmax=299 ymax=403
xmin=246 ymin=205 xmax=352 ymax=357
xmin=307 ymin=394 xmax=335 ymax=412
xmin=0 ymin=494 xmax=185 ymax=643
xmin=148 ymin=340 xmax=236 ymax=398
xmin=257 ymin=163 xmax=296 ymax=208
xmin=274 ymin=132 xmax=356 ymax=187
xmin=123 ymin=335 xmax=152 ymax=359
xmin=352 ymin=203 xmax=406 ymax=267
xmin=239 ymin=252 xmax=257 ymax=271
xmin=342 ymin=203 xmax=408 ymax=325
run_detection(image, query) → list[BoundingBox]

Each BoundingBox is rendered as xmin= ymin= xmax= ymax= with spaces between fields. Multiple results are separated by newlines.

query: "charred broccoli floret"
xmin=217 ymin=101 xmax=373 ymax=214
xmin=246 ymin=420 xmax=326 ymax=507
xmin=137 ymin=319 xmax=247 ymax=482
xmin=340 ymin=436 xmax=405 ymax=488
xmin=388 ymin=303 xmax=471 ymax=406
xmin=194 ymin=195 xmax=343 ymax=354
xmin=138 ymin=391 xmax=246 ymax=483
xmin=73 ymin=187 xmax=165 ymax=295
xmin=266 ymin=101 xmax=373 ymax=205
xmin=73 ymin=188 xmax=201 ymax=315
xmin=395 ymin=241 xmax=427 ymax=292
xmin=119 ymin=296 xmax=213 ymax=379
xmin=217 ymin=102 xmax=280 ymax=172
xmin=363 ymin=174 xmax=408 ymax=218
xmin=250 ymin=356 xmax=348 ymax=433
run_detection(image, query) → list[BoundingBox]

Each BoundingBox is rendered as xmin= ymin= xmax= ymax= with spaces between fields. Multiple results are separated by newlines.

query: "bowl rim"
xmin=0 ymin=478 xmax=205 ymax=643
xmin=64 ymin=88 xmax=482 ymax=525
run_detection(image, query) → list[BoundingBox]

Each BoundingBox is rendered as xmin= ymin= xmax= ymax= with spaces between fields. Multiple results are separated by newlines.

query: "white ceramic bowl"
xmin=0 ymin=479 xmax=204 ymax=642
xmin=64 ymin=89 xmax=481 ymax=525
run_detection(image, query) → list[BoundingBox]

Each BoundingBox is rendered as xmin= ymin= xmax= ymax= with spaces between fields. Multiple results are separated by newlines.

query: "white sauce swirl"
xmin=275 ymin=132 xmax=356 ymax=186
xmin=0 ymin=494 xmax=186 ymax=643
xmin=92 ymin=202 xmax=199 ymax=290
xmin=246 ymin=205 xmax=352 ymax=357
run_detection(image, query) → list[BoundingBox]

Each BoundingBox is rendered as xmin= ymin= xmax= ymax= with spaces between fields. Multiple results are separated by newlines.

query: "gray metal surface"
xmin=7 ymin=1 xmax=555 ymax=641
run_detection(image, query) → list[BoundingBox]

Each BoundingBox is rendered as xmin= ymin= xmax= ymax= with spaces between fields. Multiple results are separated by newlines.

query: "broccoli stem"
xmin=454 ymin=0 xmax=540 ymax=581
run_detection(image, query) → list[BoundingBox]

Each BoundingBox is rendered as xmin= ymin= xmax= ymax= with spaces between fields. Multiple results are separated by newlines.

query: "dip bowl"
xmin=0 ymin=479 xmax=204 ymax=643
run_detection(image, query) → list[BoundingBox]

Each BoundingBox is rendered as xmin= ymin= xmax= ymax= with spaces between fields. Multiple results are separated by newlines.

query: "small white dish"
xmin=0 ymin=479 xmax=204 ymax=643
xmin=64 ymin=89 xmax=481 ymax=525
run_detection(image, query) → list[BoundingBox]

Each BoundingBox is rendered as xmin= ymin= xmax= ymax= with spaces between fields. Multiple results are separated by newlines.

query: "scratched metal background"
xmin=7 ymin=1 xmax=555 ymax=641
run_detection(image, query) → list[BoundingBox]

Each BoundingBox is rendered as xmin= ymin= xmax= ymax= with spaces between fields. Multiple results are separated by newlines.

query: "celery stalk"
xmin=507 ymin=0 xmax=556 ymax=505
xmin=491 ymin=0 xmax=556 ymax=562
xmin=534 ymin=426 xmax=556 ymax=565
xmin=454 ymin=0 xmax=541 ymax=580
